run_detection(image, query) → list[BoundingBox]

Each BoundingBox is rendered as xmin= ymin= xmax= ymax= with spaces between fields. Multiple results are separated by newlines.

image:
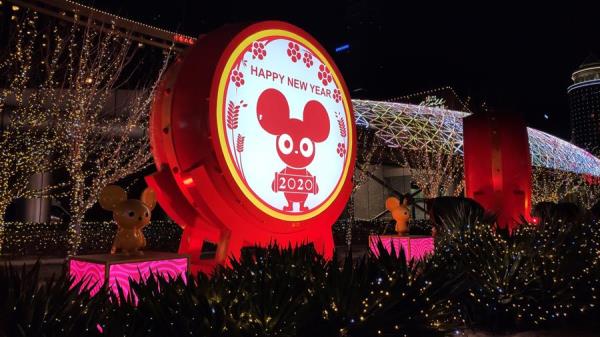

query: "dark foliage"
xmin=591 ymin=200 xmax=600 ymax=220
xmin=1 ymin=202 xmax=600 ymax=336
xmin=298 ymin=244 xmax=463 ymax=337
xmin=98 ymin=274 xmax=233 ymax=337
xmin=532 ymin=202 xmax=585 ymax=223
xmin=0 ymin=262 xmax=102 ymax=337
xmin=427 ymin=196 xmax=491 ymax=231
xmin=332 ymin=219 xmax=434 ymax=245
xmin=433 ymin=201 xmax=600 ymax=333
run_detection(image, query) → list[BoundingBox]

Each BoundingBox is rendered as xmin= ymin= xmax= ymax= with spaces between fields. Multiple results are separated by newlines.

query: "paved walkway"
xmin=0 ymin=256 xmax=66 ymax=280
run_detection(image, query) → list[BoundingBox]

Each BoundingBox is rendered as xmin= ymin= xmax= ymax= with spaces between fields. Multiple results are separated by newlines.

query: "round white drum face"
xmin=216 ymin=29 xmax=353 ymax=221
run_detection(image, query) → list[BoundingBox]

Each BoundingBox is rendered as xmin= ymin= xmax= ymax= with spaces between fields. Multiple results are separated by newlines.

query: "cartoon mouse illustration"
xmin=257 ymin=88 xmax=330 ymax=212
xmin=385 ymin=196 xmax=410 ymax=236
xmin=99 ymin=185 xmax=157 ymax=255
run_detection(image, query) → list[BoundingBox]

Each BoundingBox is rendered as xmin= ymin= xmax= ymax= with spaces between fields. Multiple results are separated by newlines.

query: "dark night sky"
xmin=80 ymin=0 xmax=600 ymax=140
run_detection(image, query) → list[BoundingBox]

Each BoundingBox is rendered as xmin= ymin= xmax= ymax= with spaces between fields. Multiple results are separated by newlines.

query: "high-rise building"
xmin=568 ymin=54 xmax=600 ymax=155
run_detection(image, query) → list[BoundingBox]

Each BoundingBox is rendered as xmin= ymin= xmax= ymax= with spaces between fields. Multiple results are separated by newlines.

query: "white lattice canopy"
xmin=352 ymin=100 xmax=600 ymax=177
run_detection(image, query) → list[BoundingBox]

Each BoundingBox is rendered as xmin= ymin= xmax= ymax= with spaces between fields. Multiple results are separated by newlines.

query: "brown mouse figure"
xmin=385 ymin=196 xmax=410 ymax=236
xmin=99 ymin=185 xmax=157 ymax=256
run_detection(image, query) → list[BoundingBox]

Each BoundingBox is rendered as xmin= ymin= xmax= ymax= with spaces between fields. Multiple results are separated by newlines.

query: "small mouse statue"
xmin=385 ymin=196 xmax=410 ymax=236
xmin=99 ymin=185 xmax=157 ymax=256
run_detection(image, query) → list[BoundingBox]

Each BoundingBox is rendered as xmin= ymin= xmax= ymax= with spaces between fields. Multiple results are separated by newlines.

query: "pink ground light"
xmin=69 ymin=259 xmax=105 ymax=295
xmin=369 ymin=235 xmax=434 ymax=261
xmin=69 ymin=257 xmax=188 ymax=297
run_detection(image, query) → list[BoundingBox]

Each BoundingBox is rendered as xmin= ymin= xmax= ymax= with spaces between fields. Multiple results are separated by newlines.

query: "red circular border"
xmin=152 ymin=21 xmax=356 ymax=234
xmin=218 ymin=33 xmax=349 ymax=217
xmin=209 ymin=22 xmax=356 ymax=232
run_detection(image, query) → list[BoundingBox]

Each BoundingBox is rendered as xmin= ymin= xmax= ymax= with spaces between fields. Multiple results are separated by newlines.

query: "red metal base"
xmin=146 ymin=167 xmax=335 ymax=274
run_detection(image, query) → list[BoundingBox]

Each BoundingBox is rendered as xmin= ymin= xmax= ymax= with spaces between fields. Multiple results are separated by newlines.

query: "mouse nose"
xmin=138 ymin=216 xmax=142 ymax=221
xmin=294 ymin=150 xmax=298 ymax=154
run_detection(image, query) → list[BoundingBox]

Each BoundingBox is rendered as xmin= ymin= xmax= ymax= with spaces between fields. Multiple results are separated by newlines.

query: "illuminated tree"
xmin=352 ymin=127 xmax=385 ymax=193
xmin=400 ymin=149 xmax=464 ymax=199
xmin=353 ymin=98 xmax=465 ymax=199
xmin=532 ymin=167 xmax=580 ymax=204
xmin=408 ymin=97 xmax=464 ymax=198
xmin=1 ymin=12 xmax=170 ymax=254
xmin=393 ymin=99 xmax=464 ymax=199
xmin=532 ymin=167 xmax=600 ymax=209
xmin=50 ymin=21 xmax=170 ymax=254
xmin=0 ymin=13 xmax=65 ymax=252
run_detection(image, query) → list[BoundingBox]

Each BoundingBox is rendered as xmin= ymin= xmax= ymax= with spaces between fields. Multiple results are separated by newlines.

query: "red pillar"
xmin=463 ymin=112 xmax=532 ymax=230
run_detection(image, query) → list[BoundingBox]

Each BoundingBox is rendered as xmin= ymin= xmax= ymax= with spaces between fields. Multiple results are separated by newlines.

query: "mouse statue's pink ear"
xmin=141 ymin=187 xmax=157 ymax=211
xmin=99 ymin=185 xmax=127 ymax=211
xmin=303 ymin=100 xmax=330 ymax=142
xmin=257 ymin=88 xmax=290 ymax=135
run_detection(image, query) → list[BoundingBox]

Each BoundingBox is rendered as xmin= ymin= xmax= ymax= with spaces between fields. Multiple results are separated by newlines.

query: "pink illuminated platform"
xmin=369 ymin=235 xmax=434 ymax=261
xmin=69 ymin=251 xmax=189 ymax=296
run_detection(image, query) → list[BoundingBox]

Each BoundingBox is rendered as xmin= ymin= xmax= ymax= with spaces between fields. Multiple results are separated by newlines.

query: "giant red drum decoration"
xmin=146 ymin=21 xmax=356 ymax=273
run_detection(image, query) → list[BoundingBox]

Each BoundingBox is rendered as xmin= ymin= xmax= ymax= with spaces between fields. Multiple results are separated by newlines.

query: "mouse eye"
xmin=128 ymin=211 xmax=135 ymax=217
xmin=277 ymin=134 xmax=293 ymax=155
xmin=299 ymin=138 xmax=313 ymax=157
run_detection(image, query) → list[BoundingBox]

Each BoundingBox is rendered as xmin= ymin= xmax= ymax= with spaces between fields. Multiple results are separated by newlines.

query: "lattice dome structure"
xmin=352 ymin=100 xmax=600 ymax=177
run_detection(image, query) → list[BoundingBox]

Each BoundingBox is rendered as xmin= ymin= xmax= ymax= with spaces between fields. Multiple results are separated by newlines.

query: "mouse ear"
xmin=141 ymin=187 xmax=157 ymax=211
xmin=257 ymin=88 xmax=290 ymax=135
xmin=303 ymin=100 xmax=330 ymax=142
xmin=385 ymin=197 xmax=400 ymax=211
xmin=99 ymin=185 xmax=127 ymax=211
xmin=402 ymin=197 xmax=409 ymax=206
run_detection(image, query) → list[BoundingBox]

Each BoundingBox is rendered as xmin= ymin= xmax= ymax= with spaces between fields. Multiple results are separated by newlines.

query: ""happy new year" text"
xmin=249 ymin=65 xmax=332 ymax=98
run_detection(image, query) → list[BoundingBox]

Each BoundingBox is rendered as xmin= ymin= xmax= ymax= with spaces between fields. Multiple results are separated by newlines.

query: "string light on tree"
xmin=1 ymin=10 xmax=172 ymax=254
xmin=0 ymin=12 xmax=66 ymax=252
